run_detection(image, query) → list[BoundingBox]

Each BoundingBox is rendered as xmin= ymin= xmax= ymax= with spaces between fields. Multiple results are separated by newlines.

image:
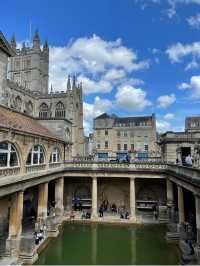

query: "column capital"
xmin=91 ymin=175 xmax=97 ymax=180
xmin=130 ymin=176 xmax=136 ymax=180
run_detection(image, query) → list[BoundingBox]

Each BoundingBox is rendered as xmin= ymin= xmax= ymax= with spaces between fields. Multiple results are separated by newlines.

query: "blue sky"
xmin=1 ymin=0 xmax=200 ymax=134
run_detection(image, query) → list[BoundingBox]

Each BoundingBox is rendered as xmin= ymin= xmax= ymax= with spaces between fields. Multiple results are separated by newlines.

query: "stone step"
xmin=166 ymin=232 xmax=180 ymax=242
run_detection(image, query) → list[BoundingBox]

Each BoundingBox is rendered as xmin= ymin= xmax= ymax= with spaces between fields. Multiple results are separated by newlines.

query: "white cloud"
xmin=156 ymin=120 xmax=171 ymax=132
xmin=178 ymin=75 xmax=200 ymax=98
xmin=157 ymin=94 xmax=176 ymax=108
xmin=178 ymin=82 xmax=192 ymax=89
xmin=77 ymin=75 xmax=112 ymax=95
xmin=104 ymin=69 xmax=126 ymax=81
xmin=164 ymin=113 xmax=175 ymax=120
xmin=166 ymin=42 xmax=200 ymax=64
xmin=185 ymin=59 xmax=200 ymax=71
xmin=187 ymin=13 xmax=200 ymax=29
xmin=83 ymin=96 xmax=113 ymax=134
xmin=115 ymin=85 xmax=151 ymax=112
xmin=49 ymin=35 xmax=149 ymax=93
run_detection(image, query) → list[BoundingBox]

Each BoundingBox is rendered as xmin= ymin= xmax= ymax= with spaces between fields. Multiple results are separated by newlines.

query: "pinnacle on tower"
xmin=10 ymin=33 xmax=16 ymax=50
xmin=43 ymin=40 xmax=49 ymax=50
xmin=67 ymin=75 xmax=71 ymax=90
xmin=72 ymin=75 xmax=76 ymax=89
xmin=33 ymin=30 xmax=40 ymax=49
xmin=50 ymin=84 xmax=53 ymax=93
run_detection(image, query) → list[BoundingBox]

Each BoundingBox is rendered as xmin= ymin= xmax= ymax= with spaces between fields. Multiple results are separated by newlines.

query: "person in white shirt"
xmin=185 ymin=154 xmax=193 ymax=167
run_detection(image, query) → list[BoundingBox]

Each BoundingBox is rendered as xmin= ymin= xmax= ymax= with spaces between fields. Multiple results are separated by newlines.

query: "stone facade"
xmin=0 ymin=31 xmax=84 ymax=156
xmin=159 ymin=122 xmax=200 ymax=165
xmin=93 ymin=113 xmax=158 ymax=160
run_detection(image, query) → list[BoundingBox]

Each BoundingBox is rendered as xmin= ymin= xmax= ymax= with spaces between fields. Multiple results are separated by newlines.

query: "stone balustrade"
xmin=26 ymin=164 xmax=46 ymax=173
xmin=0 ymin=161 xmax=200 ymax=191
xmin=0 ymin=167 xmax=20 ymax=177
xmin=64 ymin=160 xmax=168 ymax=171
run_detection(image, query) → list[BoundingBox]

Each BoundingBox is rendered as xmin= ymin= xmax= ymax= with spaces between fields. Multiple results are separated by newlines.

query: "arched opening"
xmin=0 ymin=142 xmax=19 ymax=168
xmin=39 ymin=103 xmax=49 ymax=119
xmin=15 ymin=96 xmax=22 ymax=111
xmin=26 ymin=101 xmax=33 ymax=116
xmin=55 ymin=101 xmax=65 ymax=118
xmin=50 ymin=147 xmax=61 ymax=163
xmin=26 ymin=145 xmax=45 ymax=165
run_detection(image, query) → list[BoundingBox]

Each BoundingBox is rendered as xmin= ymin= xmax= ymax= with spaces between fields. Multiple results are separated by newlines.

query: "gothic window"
xmin=39 ymin=103 xmax=49 ymax=118
xmin=26 ymin=145 xmax=45 ymax=165
xmin=65 ymin=128 xmax=71 ymax=139
xmin=26 ymin=101 xmax=33 ymax=116
xmin=0 ymin=142 xmax=19 ymax=168
xmin=15 ymin=96 xmax=22 ymax=111
xmin=55 ymin=101 xmax=65 ymax=118
xmin=50 ymin=147 xmax=61 ymax=163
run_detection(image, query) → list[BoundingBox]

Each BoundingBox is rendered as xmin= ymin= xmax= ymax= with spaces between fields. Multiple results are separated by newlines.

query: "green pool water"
xmin=35 ymin=223 xmax=180 ymax=265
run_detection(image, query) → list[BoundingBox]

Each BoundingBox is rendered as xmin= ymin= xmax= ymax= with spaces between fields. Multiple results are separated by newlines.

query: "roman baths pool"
xmin=35 ymin=223 xmax=180 ymax=265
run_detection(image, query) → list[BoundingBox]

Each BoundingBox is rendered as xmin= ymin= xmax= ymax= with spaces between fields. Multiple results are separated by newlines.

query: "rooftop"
xmin=0 ymin=31 xmax=15 ymax=56
xmin=0 ymin=105 xmax=65 ymax=142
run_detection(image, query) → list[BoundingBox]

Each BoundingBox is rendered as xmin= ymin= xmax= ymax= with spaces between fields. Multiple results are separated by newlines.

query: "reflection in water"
xmin=130 ymin=228 xmax=136 ymax=265
xmin=91 ymin=225 xmax=97 ymax=265
xmin=35 ymin=224 xmax=180 ymax=265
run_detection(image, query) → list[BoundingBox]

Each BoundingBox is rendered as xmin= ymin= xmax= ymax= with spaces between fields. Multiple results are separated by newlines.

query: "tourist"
xmin=86 ymin=211 xmax=91 ymax=219
xmin=185 ymin=154 xmax=193 ymax=167
xmin=153 ymin=204 xmax=158 ymax=220
xmin=81 ymin=210 xmax=86 ymax=219
xmin=125 ymin=211 xmax=129 ymax=219
xmin=111 ymin=203 xmax=117 ymax=214
xmin=99 ymin=204 xmax=104 ymax=217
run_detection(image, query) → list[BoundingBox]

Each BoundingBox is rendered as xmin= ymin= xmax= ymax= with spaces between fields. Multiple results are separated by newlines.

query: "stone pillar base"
xmin=19 ymin=252 xmax=38 ymax=265
xmin=5 ymin=237 xmax=21 ymax=257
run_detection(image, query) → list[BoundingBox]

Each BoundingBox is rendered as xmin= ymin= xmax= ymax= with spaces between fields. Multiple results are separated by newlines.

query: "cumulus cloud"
xmin=166 ymin=42 xmax=200 ymax=70
xmin=187 ymin=13 xmax=200 ymax=29
xmin=77 ymin=75 xmax=112 ymax=95
xmin=115 ymin=85 xmax=151 ymax=112
xmin=166 ymin=42 xmax=200 ymax=63
xmin=179 ymin=75 xmax=200 ymax=98
xmin=49 ymin=35 xmax=149 ymax=93
xmin=157 ymin=94 xmax=176 ymax=108
xmin=164 ymin=113 xmax=175 ymax=120
xmin=83 ymin=96 xmax=113 ymax=134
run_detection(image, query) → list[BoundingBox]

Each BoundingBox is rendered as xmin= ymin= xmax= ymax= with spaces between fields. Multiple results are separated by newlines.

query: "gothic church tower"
xmin=8 ymin=30 xmax=49 ymax=95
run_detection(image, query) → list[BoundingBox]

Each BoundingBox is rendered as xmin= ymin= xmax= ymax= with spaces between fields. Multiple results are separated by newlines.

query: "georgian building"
xmin=159 ymin=115 xmax=200 ymax=166
xmin=0 ymin=31 xmax=84 ymax=157
xmin=93 ymin=113 xmax=158 ymax=160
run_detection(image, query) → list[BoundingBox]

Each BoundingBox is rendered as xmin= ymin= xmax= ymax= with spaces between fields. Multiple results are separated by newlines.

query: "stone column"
xmin=37 ymin=182 xmax=48 ymax=220
xmin=130 ymin=177 xmax=136 ymax=221
xmin=8 ymin=191 xmax=24 ymax=238
xmin=166 ymin=179 xmax=174 ymax=206
xmin=166 ymin=179 xmax=174 ymax=220
xmin=178 ymin=185 xmax=185 ymax=224
xmin=92 ymin=176 xmax=98 ymax=218
xmin=55 ymin=177 xmax=64 ymax=217
xmin=195 ymin=195 xmax=200 ymax=245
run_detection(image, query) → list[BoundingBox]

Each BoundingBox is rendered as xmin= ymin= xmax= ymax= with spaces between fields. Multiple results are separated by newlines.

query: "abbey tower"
xmin=0 ymin=30 xmax=84 ymax=157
